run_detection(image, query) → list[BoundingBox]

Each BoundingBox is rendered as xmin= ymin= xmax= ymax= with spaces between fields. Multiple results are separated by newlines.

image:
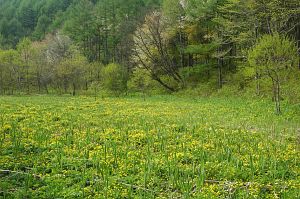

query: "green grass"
xmin=0 ymin=96 xmax=299 ymax=198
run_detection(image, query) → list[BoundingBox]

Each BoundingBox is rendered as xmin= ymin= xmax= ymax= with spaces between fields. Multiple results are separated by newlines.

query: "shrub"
xmin=101 ymin=63 xmax=128 ymax=95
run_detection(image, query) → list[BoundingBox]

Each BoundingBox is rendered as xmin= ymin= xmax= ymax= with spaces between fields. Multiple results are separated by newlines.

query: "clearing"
xmin=0 ymin=96 xmax=299 ymax=198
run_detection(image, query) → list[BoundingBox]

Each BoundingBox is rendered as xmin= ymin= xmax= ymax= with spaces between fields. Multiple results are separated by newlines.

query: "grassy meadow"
xmin=0 ymin=96 xmax=299 ymax=198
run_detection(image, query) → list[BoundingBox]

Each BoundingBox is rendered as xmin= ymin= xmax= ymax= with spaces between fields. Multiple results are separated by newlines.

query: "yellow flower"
xmin=2 ymin=124 xmax=12 ymax=133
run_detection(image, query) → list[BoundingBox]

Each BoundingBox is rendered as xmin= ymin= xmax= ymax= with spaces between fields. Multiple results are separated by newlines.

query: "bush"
xmin=128 ymin=68 xmax=167 ymax=96
xmin=101 ymin=63 xmax=128 ymax=95
xmin=282 ymin=69 xmax=300 ymax=104
xmin=127 ymin=68 xmax=152 ymax=93
xmin=176 ymin=81 xmax=217 ymax=97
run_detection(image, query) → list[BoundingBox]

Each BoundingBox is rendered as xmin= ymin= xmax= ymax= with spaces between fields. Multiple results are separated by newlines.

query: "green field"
xmin=0 ymin=96 xmax=299 ymax=198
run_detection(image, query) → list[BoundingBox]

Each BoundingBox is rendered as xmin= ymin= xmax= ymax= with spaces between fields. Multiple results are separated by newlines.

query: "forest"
xmin=0 ymin=0 xmax=300 ymax=198
xmin=0 ymin=0 xmax=299 ymax=113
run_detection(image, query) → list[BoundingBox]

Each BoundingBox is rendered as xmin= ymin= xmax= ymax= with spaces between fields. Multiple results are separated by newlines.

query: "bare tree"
xmin=132 ymin=11 xmax=184 ymax=92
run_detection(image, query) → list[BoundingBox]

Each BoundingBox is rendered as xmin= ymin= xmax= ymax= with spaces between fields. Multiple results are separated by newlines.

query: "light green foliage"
xmin=101 ymin=63 xmax=128 ymax=95
xmin=162 ymin=0 xmax=184 ymax=35
xmin=249 ymin=34 xmax=298 ymax=77
xmin=0 ymin=49 xmax=21 ymax=94
xmin=56 ymin=48 xmax=88 ymax=95
xmin=127 ymin=68 xmax=154 ymax=94
xmin=16 ymin=37 xmax=33 ymax=67
xmin=248 ymin=33 xmax=299 ymax=114
xmin=0 ymin=96 xmax=299 ymax=198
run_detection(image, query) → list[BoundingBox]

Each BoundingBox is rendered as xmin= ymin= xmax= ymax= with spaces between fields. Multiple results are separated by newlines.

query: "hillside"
xmin=0 ymin=0 xmax=299 ymax=114
xmin=0 ymin=0 xmax=160 ymax=48
xmin=0 ymin=0 xmax=73 ymax=47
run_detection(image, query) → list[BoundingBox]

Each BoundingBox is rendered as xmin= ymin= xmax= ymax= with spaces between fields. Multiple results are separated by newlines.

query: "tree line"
xmin=0 ymin=0 xmax=300 ymax=113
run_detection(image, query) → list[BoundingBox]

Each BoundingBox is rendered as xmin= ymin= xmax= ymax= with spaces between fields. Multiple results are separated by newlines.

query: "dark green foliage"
xmin=185 ymin=44 xmax=219 ymax=55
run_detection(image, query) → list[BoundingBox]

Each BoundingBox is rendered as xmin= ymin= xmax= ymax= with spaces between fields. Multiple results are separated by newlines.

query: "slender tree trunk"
xmin=45 ymin=84 xmax=49 ymax=94
xmin=17 ymin=72 xmax=21 ymax=93
xmin=64 ymin=85 xmax=67 ymax=93
xmin=153 ymin=76 xmax=175 ymax=92
xmin=0 ymin=71 xmax=3 ymax=95
xmin=179 ymin=22 xmax=184 ymax=68
xmin=94 ymin=85 xmax=98 ymax=101
xmin=112 ymin=0 xmax=117 ymax=62
xmin=266 ymin=17 xmax=272 ymax=34
xmin=297 ymin=22 xmax=300 ymax=69
xmin=143 ymin=90 xmax=146 ymax=101
xmin=276 ymin=81 xmax=281 ymax=114
xmin=37 ymin=75 xmax=41 ymax=93
xmin=254 ymin=21 xmax=260 ymax=95
xmin=273 ymin=80 xmax=281 ymax=115
xmin=104 ymin=3 xmax=109 ymax=64
xmin=218 ymin=58 xmax=223 ymax=89
xmin=188 ymin=54 xmax=193 ymax=67
xmin=26 ymin=68 xmax=30 ymax=94
xmin=72 ymin=83 xmax=76 ymax=96
xmin=98 ymin=29 xmax=101 ymax=62
xmin=255 ymin=70 xmax=260 ymax=96
xmin=63 ymin=76 xmax=68 ymax=93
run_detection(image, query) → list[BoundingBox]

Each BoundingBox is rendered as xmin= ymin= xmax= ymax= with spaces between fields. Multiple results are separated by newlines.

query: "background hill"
xmin=0 ymin=0 xmax=160 ymax=49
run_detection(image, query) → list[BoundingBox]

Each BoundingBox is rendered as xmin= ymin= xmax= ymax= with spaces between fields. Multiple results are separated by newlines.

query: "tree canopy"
xmin=0 ymin=0 xmax=299 ymax=112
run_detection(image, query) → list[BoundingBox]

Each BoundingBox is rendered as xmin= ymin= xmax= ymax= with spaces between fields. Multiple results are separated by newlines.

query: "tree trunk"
xmin=153 ymin=76 xmax=176 ymax=92
xmin=17 ymin=73 xmax=21 ymax=93
xmin=273 ymin=81 xmax=281 ymax=115
xmin=218 ymin=58 xmax=223 ymax=89
xmin=188 ymin=54 xmax=193 ymax=67
xmin=37 ymin=72 xmax=41 ymax=93
xmin=179 ymin=24 xmax=185 ymax=68
xmin=26 ymin=68 xmax=30 ymax=94
xmin=297 ymin=22 xmax=300 ymax=69
xmin=63 ymin=77 xmax=68 ymax=93
xmin=72 ymin=83 xmax=76 ymax=96
xmin=38 ymin=79 xmax=41 ymax=93
xmin=0 ymin=71 xmax=3 ymax=95
xmin=45 ymin=84 xmax=49 ymax=94
xmin=255 ymin=70 xmax=260 ymax=96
